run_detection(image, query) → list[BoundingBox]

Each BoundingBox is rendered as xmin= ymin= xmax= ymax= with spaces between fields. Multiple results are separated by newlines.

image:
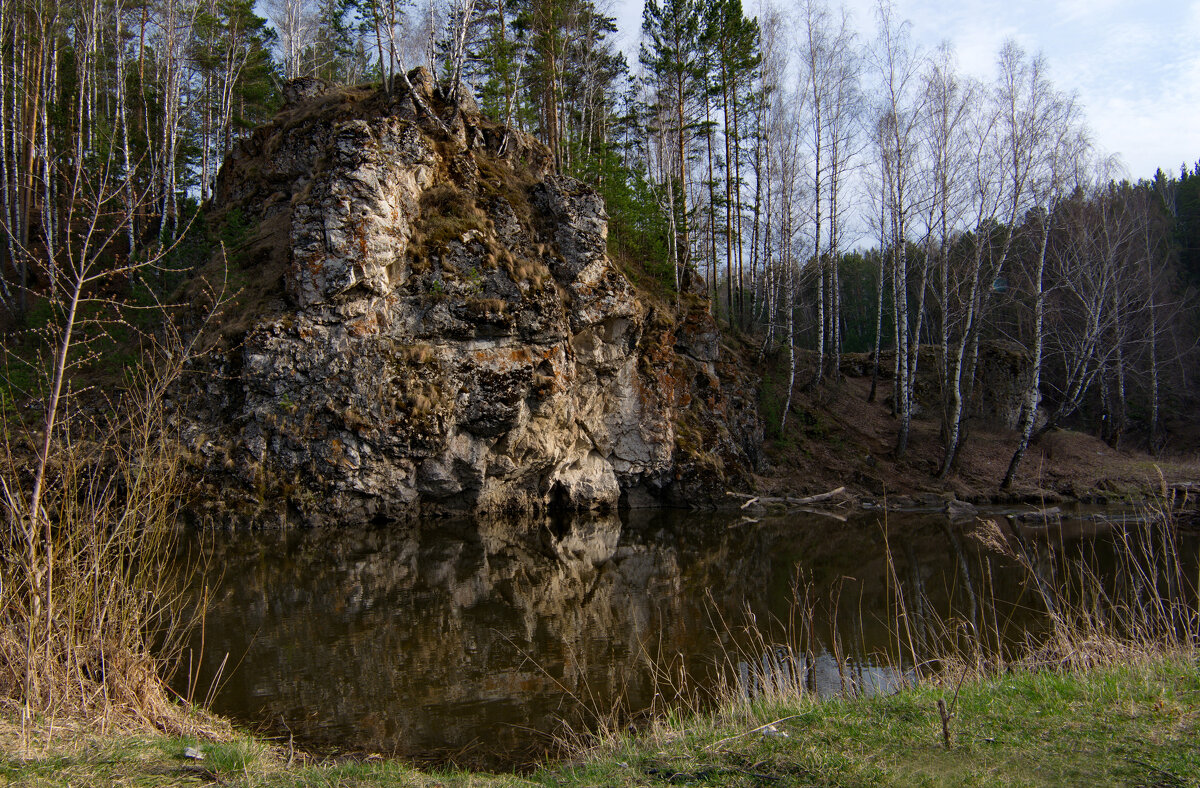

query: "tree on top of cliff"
xmin=640 ymin=0 xmax=706 ymax=288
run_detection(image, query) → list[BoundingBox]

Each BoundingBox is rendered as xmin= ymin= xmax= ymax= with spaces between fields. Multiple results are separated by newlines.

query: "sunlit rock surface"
xmin=181 ymin=72 xmax=760 ymax=526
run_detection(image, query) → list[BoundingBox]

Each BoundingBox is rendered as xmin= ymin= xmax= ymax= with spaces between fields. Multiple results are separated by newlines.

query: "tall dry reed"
xmin=0 ymin=147 xmax=231 ymax=742
xmin=0 ymin=349 xmax=204 ymax=735
xmin=635 ymin=493 xmax=1199 ymax=742
xmin=962 ymin=492 xmax=1199 ymax=671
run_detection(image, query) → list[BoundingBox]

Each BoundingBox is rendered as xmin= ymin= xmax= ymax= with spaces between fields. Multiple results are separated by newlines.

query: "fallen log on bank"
xmin=727 ymin=505 xmax=849 ymax=525
xmin=728 ymin=486 xmax=849 ymax=508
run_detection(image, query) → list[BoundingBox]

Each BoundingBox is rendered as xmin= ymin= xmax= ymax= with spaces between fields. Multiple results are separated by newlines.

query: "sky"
xmin=609 ymin=0 xmax=1200 ymax=181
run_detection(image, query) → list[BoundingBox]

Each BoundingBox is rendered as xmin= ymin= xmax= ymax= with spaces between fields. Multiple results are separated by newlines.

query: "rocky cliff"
xmin=180 ymin=72 xmax=761 ymax=527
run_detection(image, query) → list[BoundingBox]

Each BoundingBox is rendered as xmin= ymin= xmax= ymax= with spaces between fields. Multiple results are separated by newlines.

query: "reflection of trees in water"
xmin=177 ymin=509 xmax=1060 ymax=767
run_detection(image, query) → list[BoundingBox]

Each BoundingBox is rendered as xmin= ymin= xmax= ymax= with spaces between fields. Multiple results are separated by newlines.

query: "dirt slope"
xmin=752 ymin=353 xmax=1199 ymax=507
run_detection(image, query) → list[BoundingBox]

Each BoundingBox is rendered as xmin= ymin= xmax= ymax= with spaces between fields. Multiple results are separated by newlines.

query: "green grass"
xmin=558 ymin=656 xmax=1200 ymax=787
xmin=3 ymin=656 xmax=1198 ymax=786
xmin=0 ymin=728 xmax=516 ymax=787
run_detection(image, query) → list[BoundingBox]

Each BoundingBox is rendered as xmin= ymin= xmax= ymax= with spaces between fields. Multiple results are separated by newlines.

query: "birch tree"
xmin=938 ymin=42 xmax=1052 ymax=476
xmin=1001 ymin=93 xmax=1086 ymax=489
xmin=1034 ymin=175 xmax=1141 ymax=441
xmin=798 ymin=0 xmax=858 ymax=385
xmin=916 ymin=44 xmax=973 ymax=429
xmin=868 ymin=0 xmax=922 ymax=455
xmin=265 ymin=0 xmax=318 ymax=79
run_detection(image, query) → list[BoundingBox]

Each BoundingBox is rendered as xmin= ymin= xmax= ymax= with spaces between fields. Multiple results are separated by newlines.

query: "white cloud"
xmin=1051 ymin=0 xmax=1122 ymax=24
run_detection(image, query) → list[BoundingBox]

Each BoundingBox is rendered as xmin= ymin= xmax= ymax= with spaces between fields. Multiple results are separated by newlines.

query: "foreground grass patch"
xmin=3 ymin=657 xmax=1198 ymax=786
xmin=552 ymin=655 xmax=1200 ymax=788
xmin=0 ymin=726 xmax=519 ymax=787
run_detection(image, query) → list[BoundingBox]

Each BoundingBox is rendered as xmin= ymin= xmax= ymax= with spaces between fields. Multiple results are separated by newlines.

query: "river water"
xmin=171 ymin=506 xmax=1195 ymax=769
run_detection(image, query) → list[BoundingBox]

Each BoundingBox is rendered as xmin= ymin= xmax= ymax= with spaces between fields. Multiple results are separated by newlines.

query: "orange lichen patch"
xmin=346 ymin=314 xmax=379 ymax=337
xmin=355 ymin=218 xmax=371 ymax=259
xmin=467 ymin=346 xmax=534 ymax=374
xmin=673 ymin=373 xmax=693 ymax=409
xmin=327 ymin=437 xmax=346 ymax=466
xmin=635 ymin=325 xmax=681 ymax=408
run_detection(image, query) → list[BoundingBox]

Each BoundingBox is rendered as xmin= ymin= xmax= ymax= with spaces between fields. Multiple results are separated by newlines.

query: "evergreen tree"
xmin=191 ymin=0 xmax=280 ymax=199
xmin=701 ymin=0 xmax=759 ymax=322
xmin=1173 ymin=162 xmax=1200 ymax=283
xmin=310 ymin=0 xmax=370 ymax=83
xmin=640 ymin=0 xmax=705 ymax=281
xmin=469 ymin=0 xmax=521 ymax=123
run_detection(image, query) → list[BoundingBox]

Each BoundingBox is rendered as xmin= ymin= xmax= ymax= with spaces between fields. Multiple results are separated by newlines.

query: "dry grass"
xmin=557 ymin=486 xmax=1200 ymax=769
xmin=529 ymin=494 xmax=1200 ymax=788
xmin=969 ymin=489 xmax=1198 ymax=672
xmin=391 ymin=342 xmax=437 ymax=366
xmin=501 ymin=254 xmax=549 ymax=290
xmin=410 ymin=185 xmax=490 ymax=266
xmin=0 ymin=347 xmax=218 ymax=745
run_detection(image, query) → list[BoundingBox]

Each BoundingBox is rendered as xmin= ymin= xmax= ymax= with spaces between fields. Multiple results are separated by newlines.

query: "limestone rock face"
xmin=183 ymin=73 xmax=760 ymax=526
xmin=973 ymin=340 xmax=1038 ymax=430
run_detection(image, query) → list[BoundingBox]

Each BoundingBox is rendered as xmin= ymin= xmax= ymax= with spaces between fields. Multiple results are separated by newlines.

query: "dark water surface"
xmin=171 ymin=506 xmax=1194 ymax=769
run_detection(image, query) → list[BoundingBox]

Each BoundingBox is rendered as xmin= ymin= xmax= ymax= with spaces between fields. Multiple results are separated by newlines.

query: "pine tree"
xmin=640 ymin=0 xmax=705 ymax=284
xmin=701 ymin=0 xmax=759 ymax=323
xmin=469 ymin=0 xmax=521 ymax=124
xmin=1174 ymin=162 xmax=1200 ymax=283
xmin=311 ymin=0 xmax=369 ymax=84
xmin=191 ymin=0 xmax=280 ymax=199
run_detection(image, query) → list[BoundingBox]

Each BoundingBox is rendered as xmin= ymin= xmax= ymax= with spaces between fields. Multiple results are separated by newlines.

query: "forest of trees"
xmin=1 ymin=0 xmax=1197 ymax=478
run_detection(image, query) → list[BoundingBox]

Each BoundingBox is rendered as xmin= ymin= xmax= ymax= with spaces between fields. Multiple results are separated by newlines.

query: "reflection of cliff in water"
xmin=176 ymin=509 xmax=1030 ymax=767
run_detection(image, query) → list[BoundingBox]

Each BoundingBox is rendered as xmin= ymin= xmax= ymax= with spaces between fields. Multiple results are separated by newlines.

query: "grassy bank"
xmin=3 ymin=654 xmax=1199 ymax=787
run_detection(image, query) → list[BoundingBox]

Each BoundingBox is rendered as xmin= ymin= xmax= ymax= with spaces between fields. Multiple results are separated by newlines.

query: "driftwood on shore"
xmin=728 ymin=486 xmax=849 ymax=508
xmin=727 ymin=506 xmax=850 ymax=526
